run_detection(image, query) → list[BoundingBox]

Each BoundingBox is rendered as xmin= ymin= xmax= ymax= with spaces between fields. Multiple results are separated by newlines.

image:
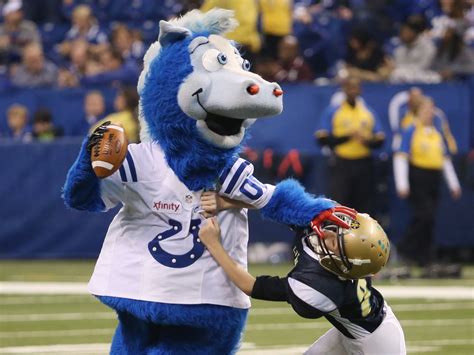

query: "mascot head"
xmin=138 ymin=8 xmax=283 ymax=151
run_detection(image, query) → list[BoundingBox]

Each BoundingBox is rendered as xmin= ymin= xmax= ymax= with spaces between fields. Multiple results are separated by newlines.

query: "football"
xmin=90 ymin=123 xmax=128 ymax=179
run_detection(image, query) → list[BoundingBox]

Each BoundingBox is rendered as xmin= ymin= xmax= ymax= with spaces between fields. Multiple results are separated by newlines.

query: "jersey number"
xmin=148 ymin=219 xmax=204 ymax=268
xmin=240 ymin=176 xmax=264 ymax=200
xmin=357 ymin=279 xmax=372 ymax=317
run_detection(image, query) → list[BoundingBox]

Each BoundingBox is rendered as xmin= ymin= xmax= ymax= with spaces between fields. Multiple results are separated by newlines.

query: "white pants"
xmin=304 ymin=305 xmax=406 ymax=355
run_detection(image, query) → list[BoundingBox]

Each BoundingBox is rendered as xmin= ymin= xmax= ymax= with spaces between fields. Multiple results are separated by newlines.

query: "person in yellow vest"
xmin=394 ymin=97 xmax=461 ymax=268
xmin=396 ymin=87 xmax=457 ymax=154
xmin=259 ymin=0 xmax=293 ymax=58
xmin=315 ymin=77 xmax=385 ymax=213
xmin=201 ymin=0 xmax=261 ymax=58
xmin=91 ymin=87 xmax=140 ymax=143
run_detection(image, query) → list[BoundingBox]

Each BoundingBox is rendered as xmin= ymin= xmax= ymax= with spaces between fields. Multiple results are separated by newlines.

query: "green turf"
xmin=1 ymin=261 xmax=473 ymax=354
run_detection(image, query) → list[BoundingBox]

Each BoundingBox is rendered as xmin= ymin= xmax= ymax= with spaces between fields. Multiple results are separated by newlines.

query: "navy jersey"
xmin=251 ymin=235 xmax=385 ymax=339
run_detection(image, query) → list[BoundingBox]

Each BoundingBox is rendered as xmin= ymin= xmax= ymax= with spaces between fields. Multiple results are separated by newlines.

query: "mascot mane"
xmin=137 ymin=9 xmax=240 ymax=191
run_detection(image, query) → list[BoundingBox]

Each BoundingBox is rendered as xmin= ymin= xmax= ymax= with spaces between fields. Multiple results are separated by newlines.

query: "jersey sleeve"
xmin=251 ymin=276 xmax=289 ymax=302
xmin=218 ymin=158 xmax=275 ymax=209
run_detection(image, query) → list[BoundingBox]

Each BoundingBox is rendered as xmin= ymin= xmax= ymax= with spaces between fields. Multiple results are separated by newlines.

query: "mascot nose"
xmin=246 ymin=84 xmax=260 ymax=95
xmin=273 ymin=88 xmax=283 ymax=97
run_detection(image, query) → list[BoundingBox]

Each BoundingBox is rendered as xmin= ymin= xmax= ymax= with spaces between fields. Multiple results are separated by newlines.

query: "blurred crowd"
xmin=1 ymin=0 xmax=473 ymax=142
xmin=0 ymin=0 xmax=473 ymax=90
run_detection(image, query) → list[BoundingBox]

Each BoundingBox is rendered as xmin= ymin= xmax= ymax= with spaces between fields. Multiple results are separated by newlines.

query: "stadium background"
xmin=0 ymin=0 xmax=473 ymax=354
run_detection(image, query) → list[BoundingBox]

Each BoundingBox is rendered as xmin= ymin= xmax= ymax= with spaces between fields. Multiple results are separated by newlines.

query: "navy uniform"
xmin=251 ymin=233 xmax=406 ymax=354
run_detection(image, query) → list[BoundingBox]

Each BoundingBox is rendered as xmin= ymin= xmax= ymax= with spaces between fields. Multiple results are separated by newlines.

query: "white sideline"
xmin=1 ymin=340 xmax=473 ymax=355
xmin=1 ymin=282 xmax=473 ymax=299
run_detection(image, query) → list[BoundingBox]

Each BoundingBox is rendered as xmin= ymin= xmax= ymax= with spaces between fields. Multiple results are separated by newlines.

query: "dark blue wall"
xmin=1 ymin=82 xmax=473 ymax=258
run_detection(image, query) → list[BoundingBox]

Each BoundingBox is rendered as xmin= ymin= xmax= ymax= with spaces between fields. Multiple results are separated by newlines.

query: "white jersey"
xmin=88 ymin=141 xmax=274 ymax=308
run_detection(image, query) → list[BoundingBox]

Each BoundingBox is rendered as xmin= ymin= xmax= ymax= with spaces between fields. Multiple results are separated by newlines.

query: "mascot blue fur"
xmin=63 ymin=9 xmax=337 ymax=355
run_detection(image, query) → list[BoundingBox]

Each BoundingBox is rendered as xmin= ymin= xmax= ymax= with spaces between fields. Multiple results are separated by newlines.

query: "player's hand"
xmin=87 ymin=121 xmax=111 ymax=153
xmin=200 ymin=191 xmax=218 ymax=218
xmin=311 ymin=206 xmax=357 ymax=238
xmin=199 ymin=217 xmax=222 ymax=249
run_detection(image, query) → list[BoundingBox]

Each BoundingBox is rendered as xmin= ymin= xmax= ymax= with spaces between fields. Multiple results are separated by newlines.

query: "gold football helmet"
xmin=308 ymin=213 xmax=390 ymax=279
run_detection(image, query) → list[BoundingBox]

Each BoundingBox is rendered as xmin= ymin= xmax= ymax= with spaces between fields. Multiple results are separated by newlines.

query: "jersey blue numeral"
xmin=148 ymin=219 xmax=204 ymax=268
xmin=240 ymin=176 xmax=264 ymax=200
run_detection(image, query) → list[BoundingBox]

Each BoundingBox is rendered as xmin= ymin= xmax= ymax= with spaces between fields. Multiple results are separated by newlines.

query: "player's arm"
xmin=199 ymin=218 xmax=289 ymax=301
xmin=199 ymin=217 xmax=256 ymax=295
xmin=393 ymin=126 xmax=414 ymax=199
xmin=200 ymin=191 xmax=255 ymax=217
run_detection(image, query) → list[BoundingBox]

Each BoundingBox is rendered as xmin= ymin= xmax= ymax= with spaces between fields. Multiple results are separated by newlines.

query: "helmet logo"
xmin=350 ymin=220 xmax=360 ymax=229
xmin=377 ymin=239 xmax=387 ymax=251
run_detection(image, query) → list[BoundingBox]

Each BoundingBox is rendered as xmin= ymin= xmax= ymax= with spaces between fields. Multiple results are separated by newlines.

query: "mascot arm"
xmin=218 ymin=158 xmax=335 ymax=227
xmin=62 ymin=138 xmax=125 ymax=212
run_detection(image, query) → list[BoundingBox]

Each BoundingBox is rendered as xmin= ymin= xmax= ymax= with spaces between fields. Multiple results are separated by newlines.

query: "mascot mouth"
xmin=193 ymin=88 xmax=245 ymax=136
xmin=205 ymin=114 xmax=245 ymax=136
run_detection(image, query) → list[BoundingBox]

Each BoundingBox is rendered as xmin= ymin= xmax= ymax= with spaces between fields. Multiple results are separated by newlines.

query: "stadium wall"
xmin=1 ymin=81 xmax=473 ymax=258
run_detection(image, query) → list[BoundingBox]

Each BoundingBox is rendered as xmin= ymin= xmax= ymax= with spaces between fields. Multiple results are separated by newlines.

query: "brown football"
xmin=91 ymin=123 xmax=128 ymax=179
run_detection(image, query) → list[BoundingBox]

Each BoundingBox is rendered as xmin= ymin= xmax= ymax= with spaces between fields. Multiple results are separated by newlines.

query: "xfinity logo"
xmin=153 ymin=200 xmax=181 ymax=214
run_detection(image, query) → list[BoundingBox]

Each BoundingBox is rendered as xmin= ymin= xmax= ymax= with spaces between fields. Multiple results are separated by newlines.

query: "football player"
xmin=199 ymin=193 xmax=406 ymax=354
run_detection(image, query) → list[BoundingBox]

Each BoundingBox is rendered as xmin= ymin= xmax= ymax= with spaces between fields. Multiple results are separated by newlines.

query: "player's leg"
xmin=355 ymin=305 xmax=406 ymax=355
xmin=304 ymin=327 xmax=347 ymax=355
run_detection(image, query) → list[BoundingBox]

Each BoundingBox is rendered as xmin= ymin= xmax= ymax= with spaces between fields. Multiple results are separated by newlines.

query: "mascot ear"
xmin=158 ymin=20 xmax=192 ymax=47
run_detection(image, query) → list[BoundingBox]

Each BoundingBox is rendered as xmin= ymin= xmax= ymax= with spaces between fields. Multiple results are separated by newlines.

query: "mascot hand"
xmin=310 ymin=206 xmax=357 ymax=238
xmin=86 ymin=121 xmax=111 ymax=152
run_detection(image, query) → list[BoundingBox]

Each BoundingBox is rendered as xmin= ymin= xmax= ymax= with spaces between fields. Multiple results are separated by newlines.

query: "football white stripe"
xmin=108 ymin=124 xmax=124 ymax=133
xmin=92 ymin=161 xmax=114 ymax=170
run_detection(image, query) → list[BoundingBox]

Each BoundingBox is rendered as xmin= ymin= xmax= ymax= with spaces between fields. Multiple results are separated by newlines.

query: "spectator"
xmin=393 ymin=97 xmax=461 ymax=271
xmin=6 ymin=103 xmax=32 ymax=142
xmin=253 ymin=56 xmax=281 ymax=82
xmin=390 ymin=16 xmax=440 ymax=83
xmin=111 ymin=24 xmax=145 ymax=64
xmin=274 ymin=35 xmax=313 ymax=82
xmin=0 ymin=0 xmax=40 ymax=65
xmin=58 ymin=4 xmax=108 ymax=58
xmin=391 ymin=88 xmax=458 ymax=155
xmin=81 ymin=47 xmax=140 ymax=86
xmin=338 ymin=28 xmax=392 ymax=82
xmin=259 ymin=0 xmax=293 ymax=59
xmin=92 ymin=87 xmax=139 ymax=143
xmin=83 ymin=90 xmax=106 ymax=128
xmin=32 ymin=108 xmax=63 ymax=142
xmin=431 ymin=24 xmax=474 ymax=79
xmin=57 ymin=39 xmax=89 ymax=88
xmin=201 ymin=0 xmax=261 ymax=61
xmin=315 ymin=77 xmax=385 ymax=214
xmin=430 ymin=0 xmax=469 ymax=41
xmin=11 ymin=43 xmax=58 ymax=88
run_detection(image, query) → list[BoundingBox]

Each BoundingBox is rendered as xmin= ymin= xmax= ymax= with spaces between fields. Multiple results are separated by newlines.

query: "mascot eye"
xmin=202 ymin=49 xmax=222 ymax=72
xmin=242 ymin=59 xmax=251 ymax=71
xmin=217 ymin=53 xmax=228 ymax=65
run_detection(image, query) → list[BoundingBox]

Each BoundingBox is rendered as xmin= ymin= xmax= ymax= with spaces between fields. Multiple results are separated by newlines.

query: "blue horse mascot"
xmin=63 ymin=8 xmax=347 ymax=354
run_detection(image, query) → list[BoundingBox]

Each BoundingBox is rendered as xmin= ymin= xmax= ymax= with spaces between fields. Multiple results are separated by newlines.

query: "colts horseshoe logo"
xmin=148 ymin=219 xmax=204 ymax=268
